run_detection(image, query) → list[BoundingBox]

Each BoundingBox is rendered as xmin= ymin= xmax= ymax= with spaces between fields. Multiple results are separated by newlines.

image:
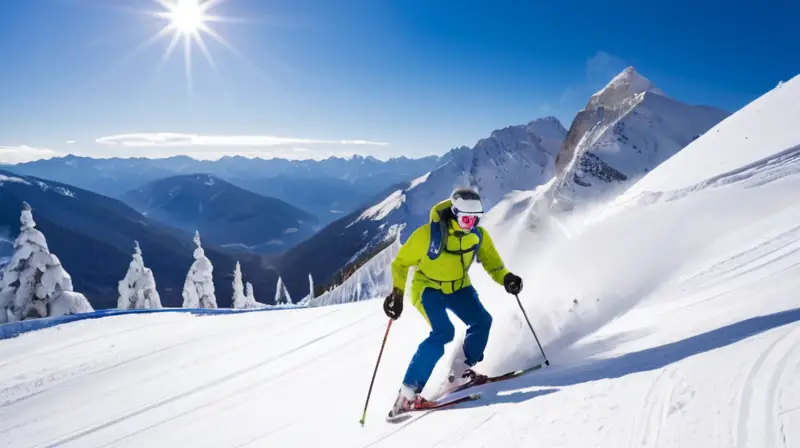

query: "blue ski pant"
xmin=403 ymin=285 xmax=493 ymax=392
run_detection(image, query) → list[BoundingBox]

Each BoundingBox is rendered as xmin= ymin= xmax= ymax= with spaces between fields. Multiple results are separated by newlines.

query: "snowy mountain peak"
xmin=588 ymin=66 xmax=663 ymax=109
xmin=528 ymin=115 xmax=563 ymax=126
xmin=527 ymin=117 xmax=569 ymax=155
xmin=547 ymin=68 xmax=728 ymax=212
xmin=479 ymin=116 xmax=567 ymax=157
xmin=527 ymin=116 xmax=567 ymax=134
xmin=485 ymin=124 xmax=534 ymax=146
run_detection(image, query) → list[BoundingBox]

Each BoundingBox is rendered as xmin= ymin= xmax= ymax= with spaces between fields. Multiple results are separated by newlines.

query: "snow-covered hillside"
xmin=549 ymin=67 xmax=729 ymax=211
xmin=122 ymin=174 xmax=318 ymax=253
xmin=350 ymin=117 xmax=568 ymax=256
xmin=307 ymin=237 xmax=401 ymax=307
xmin=624 ymin=77 xmax=800 ymax=197
xmin=0 ymin=75 xmax=798 ymax=448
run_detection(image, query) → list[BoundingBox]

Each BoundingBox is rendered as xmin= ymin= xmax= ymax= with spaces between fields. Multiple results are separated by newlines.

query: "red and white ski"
xmin=384 ymin=362 xmax=547 ymax=424
xmin=439 ymin=362 xmax=547 ymax=398
xmin=386 ymin=393 xmax=481 ymax=423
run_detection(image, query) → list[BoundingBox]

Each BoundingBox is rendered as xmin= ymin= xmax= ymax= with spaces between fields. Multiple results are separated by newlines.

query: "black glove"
xmin=503 ymin=272 xmax=523 ymax=295
xmin=383 ymin=287 xmax=403 ymax=319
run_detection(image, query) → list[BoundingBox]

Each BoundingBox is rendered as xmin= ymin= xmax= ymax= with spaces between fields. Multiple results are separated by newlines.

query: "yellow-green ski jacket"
xmin=391 ymin=199 xmax=510 ymax=316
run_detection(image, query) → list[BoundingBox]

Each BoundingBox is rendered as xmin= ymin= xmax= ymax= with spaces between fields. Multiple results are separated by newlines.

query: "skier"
xmin=383 ymin=187 xmax=523 ymax=418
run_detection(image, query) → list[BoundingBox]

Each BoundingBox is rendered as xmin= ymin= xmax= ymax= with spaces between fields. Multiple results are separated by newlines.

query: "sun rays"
xmin=79 ymin=0 xmax=276 ymax=100
xmin=159 ymin=0 xmax=211 ymax=35
xmin=124 ymin=0 xmax=244 ymax=95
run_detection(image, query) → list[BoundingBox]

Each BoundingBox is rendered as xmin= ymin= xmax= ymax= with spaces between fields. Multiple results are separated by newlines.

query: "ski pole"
xmin=514 ymin=294 xmax=550 ymax=366
xmin=359 ymin=318 xmax=393 ymax=426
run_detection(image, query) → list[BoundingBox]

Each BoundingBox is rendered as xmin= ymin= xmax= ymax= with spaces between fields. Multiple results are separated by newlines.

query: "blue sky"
xmin=0 ymin=0 xmax=796 ymax=163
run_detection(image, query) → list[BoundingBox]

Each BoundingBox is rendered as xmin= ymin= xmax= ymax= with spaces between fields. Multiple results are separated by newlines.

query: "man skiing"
xmin=383 ymin=187 xmax=523 ymax=418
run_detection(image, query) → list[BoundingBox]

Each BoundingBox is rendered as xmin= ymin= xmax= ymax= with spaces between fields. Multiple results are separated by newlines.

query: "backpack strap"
xmin=427 ymin=216 xmax=448 ymax=260
xmin=428 ymin=218 xmax=483 ymax=262
xmin=471 ymin=226 xmax=483 ymax=263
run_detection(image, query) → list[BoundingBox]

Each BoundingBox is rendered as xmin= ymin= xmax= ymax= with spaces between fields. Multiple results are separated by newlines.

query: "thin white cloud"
xmin=125 ymin=148 xmax=380 ymax=161
xmin=585 ymin=51 xmax=628 ymax=88
xmin=543 ymin=51 xmax=629 ymax=125
xmin=0 ymin=145 xmax=64 ymax=164
xmin=95 ymin=133 xmax=389 ymax=148
xmin=340 ymin=139 xmax=385 ymax=146
xmin=66 ymin=140 xmax=76 ymax=144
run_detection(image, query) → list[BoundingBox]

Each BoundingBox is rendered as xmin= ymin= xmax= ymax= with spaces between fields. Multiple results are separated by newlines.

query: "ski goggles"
xmin=455 ymin=211 xmax=481 ymax=229
xmin=452 ymin=189 xmax=481 ymax=202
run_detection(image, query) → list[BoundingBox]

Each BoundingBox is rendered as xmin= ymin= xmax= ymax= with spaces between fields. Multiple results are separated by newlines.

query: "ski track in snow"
xmin=43 ymin=312 xmax=375 ymax=448
xmin=0 ymin=308 xmax=346 ymax=418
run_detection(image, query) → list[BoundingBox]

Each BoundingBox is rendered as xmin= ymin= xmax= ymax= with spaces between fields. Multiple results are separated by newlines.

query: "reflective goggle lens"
xmin=460 ymin=215 xmax=478 ymax=228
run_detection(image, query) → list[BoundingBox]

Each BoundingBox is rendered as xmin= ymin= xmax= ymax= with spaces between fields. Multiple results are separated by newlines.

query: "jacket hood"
xmin=429 ymin=199 xmax=453 ymax=223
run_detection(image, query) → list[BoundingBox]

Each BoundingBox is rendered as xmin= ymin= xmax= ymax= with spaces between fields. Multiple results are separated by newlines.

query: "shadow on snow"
xmin=440 ymin=307 xmax=800 ymax=411
xmin=528 ymin=307 xmax=800 ymax=388
xmin=454 ymin=387 xmax=559 ymax=410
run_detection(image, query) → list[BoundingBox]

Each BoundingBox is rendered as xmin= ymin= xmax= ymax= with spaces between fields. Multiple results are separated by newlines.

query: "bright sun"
xmin=165 ymin=0 xmax=209 ymax=35
xmin=146 ymin=0 xmax=236 ymax=94
xmin=115 ymin=0 xmax=259 ymax=96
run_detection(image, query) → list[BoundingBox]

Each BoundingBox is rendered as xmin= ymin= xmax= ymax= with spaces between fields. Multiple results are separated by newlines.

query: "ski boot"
xmin=447 ymin=362 xmax=488 ymax=389
xmin=387 ymin=384 xmax=429 ymax=421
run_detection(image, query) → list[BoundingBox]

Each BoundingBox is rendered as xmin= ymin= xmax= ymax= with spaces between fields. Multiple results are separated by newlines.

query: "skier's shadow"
xmin=452 ymin=386 xmax=559 ymax=410
xmin=439 ymin=307 xmax=800 ymax=413
xmin=520 ymin=307 xmax=800 ymax=388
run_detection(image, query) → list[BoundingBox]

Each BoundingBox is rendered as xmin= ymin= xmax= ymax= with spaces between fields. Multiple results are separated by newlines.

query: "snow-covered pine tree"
xmin=0 ymin=202 xmax=93 ymax=323
xmin=248 ymin=284 xmax=266 ymax=308
xmin=298 ymin=273 xmax=315 ymax=306
xmin=245 ymin=282 xmax=257 ymax=304
xmin=274 ymin=276 xmax=292 ymax=305
xmin=118 ymin=241 xmax=162 ymax=310
xmin=232 ymin=262 xmax=247 ymax=309
xmin=274 ymin=276 xmax=283 ymax=305
xmin=182 ymin=231 xmax=217 ymax=309
xmin=232 ymin=264 xmax=265 ymax=309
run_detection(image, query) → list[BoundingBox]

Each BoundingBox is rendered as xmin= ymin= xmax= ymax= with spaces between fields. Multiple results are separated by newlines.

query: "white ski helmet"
xmin=450 ymin=187 xmax=483 ymax=216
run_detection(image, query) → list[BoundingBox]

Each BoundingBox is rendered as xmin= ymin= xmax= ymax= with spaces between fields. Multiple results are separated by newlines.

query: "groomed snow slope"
xmin=625 ymin=75 xmax=800 ymax=196
xmin=2 ymin=78 xmax=800 ymax=447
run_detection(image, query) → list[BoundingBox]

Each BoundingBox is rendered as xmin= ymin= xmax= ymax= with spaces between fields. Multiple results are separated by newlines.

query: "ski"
xmin=441 ymin=362 xmax=547 ymax=397
xmin=386 ymin=393 xmax=480 ymax=423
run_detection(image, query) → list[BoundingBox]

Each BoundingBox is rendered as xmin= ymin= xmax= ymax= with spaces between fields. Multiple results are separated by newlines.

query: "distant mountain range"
xmin=4 ymin=154 xmax=441 ymax=224
xmin=231 ymin=175 xmax=370 ymax=222
xmin=122 ymin=174 xmax=319 ymax=253
xmin=0 ymin=171 xmax=282 ymax=309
